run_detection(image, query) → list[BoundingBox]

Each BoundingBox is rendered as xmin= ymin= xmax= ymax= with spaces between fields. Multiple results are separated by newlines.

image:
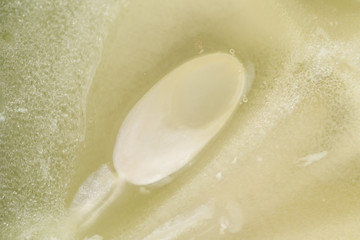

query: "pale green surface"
xmin=2 ymin=0 xmax=360 ymax=239
xmin=0 ymin=0 xmax=120 ymax=239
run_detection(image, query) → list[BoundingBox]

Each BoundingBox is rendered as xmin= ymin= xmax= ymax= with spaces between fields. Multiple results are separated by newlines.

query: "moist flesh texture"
xmin=2 ymin=0 xmax=360 ymax=239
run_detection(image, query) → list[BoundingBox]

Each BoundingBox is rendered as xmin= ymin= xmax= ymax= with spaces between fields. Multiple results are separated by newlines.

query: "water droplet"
xmin=229 ymin=48 xmax=235 ymax=55
xmin=242 ymin=97 xmax=248 ymax=103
